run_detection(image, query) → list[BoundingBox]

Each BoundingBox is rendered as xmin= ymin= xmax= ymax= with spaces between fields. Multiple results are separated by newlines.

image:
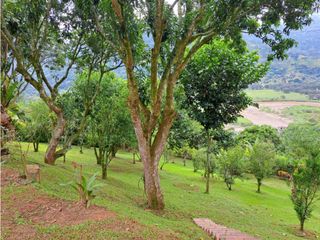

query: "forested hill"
xmin=247 ymin=15 xmax=320 ymax=100
xmin=24 ymin=15 xmax=320 ymax=99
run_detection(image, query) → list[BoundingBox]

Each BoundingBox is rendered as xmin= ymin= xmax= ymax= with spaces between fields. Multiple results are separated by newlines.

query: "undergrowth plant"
xmin=62 ymin=171 xmax=103 ymax=208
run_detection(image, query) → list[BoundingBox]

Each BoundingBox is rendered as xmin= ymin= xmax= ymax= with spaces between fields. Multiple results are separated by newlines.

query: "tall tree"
xmin=1 ymin=0 xmax=118 ymax=164
xmin=77 ymin=0 xmax=318 ymax=209
xmin=181 ymin=40 xmax=268 ymax=193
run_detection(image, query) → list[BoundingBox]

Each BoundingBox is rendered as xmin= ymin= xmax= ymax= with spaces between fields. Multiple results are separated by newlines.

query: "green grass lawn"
xmin=3 ymin=142 xmax=320 ymax=240
xmin=236 ymin=117 xmax=253 ymax=127
xmin=245 ymin=89 xmax=310 ymax=102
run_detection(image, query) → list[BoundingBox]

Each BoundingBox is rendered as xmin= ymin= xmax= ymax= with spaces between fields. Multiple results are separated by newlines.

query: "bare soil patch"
xmin=241 ymin=106 xmax=292 ymax=128
xmin=236 ymin=101 xmax=320 ymax=129
xmin=0 ymin=167 xmax=28 ymax=186
xmin=289 ymin=226 xmax=320 ymax=240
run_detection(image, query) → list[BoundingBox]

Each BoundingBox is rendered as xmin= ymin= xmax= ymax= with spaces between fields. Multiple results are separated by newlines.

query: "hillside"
xmin=247 ymin=15 xmax=320 ymax=100
xmin=2 ymin=143 xmax=320 ymax=239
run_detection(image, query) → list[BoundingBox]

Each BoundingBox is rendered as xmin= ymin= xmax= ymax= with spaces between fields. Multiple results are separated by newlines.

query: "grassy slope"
xmin=236 ymin=117 xmax=253 ymax=127
xmin=245 ymin=89 xmax=310 ymax=102
xmin=4 ymin=142 xmax=320 ymax=240
xmin=282 ymin=106 xmax=320 ymax=125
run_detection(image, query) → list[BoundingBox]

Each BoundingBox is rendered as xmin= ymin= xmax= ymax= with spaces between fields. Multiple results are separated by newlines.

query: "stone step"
xmin=193 ymin=218 xmax=260 ymax=240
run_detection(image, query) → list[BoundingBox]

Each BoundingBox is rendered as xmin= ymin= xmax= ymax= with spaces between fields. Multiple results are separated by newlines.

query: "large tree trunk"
xmin=143 ymin=153 xmax=164 ymax=210
xmin=130 ymin=106 xmax=175 ymax=210
xmin=44 ymin=113 xmax=66 ymax=165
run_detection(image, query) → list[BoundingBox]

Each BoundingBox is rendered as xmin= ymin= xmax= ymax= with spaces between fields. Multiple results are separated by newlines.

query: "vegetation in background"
xmin=1 ymin=2 xmax=319 ymax=239
xmin=24 ymin=100 xmax=52 ymax=152
xmin=237 ymin=125 xmax=282 ymax=150
xmin=245 ymin=90 xmax=310 ymax=102
xmin=87 ymin=74 xmax=135 ymax=179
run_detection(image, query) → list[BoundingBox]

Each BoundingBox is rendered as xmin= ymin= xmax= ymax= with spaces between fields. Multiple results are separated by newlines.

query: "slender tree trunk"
xmin=44 ymin=113 xmax=66 ymax=165
xmin=300 ymin=219 xmax=305 ymax=232
xmin=63 ymin=153 xmax=66 ymax=163
xmin=94 ymin=147 xmax=101 ymax=165
xmin=257 ymin=179 xmax=262 ymax=193
xmin=160 ymin=159 xmax=166 ymax=170
xmin=80 ymin=145 xmax=83 ymax=154
xmin=205 ymin=130 xmax=211 ymax=194
xmin=133 ymin=153 xmax=136 ymax=164
xmin=102 ymin=162 xmax=107 ymax=179
xmin=33 ymin=141 xmax=39 ymax=152
xmin=111 ymin=147 xmax=117 ymax=158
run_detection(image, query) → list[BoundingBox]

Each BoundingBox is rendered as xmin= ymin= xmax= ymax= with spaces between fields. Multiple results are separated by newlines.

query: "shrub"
xmin=62 ymin=172 xmax=103 ymax=208
xmin=247 ymin=140 xmax=276 ymax=193
xmin=217 ymin=146 xmax=245 ymax=190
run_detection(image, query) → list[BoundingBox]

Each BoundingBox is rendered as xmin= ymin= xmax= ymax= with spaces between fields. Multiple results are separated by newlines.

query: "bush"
xmin=216 ymin=146 xmax=246 ymax=190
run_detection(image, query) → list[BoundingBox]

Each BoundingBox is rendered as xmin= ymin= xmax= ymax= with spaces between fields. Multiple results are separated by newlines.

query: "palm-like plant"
xmin=63 ymin=172 xmax=103 ymax=208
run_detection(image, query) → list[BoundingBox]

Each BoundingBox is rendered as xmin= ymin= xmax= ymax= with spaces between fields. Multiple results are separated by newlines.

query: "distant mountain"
xmin=246 ymin=15 xmax=320 ymax=100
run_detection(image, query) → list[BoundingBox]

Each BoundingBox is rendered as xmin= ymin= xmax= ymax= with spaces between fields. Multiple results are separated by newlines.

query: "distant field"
xmin=245 ymin=89 xmax=310 ymax=102
xmin=282 ymin=105 xmax=320 ymax=124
